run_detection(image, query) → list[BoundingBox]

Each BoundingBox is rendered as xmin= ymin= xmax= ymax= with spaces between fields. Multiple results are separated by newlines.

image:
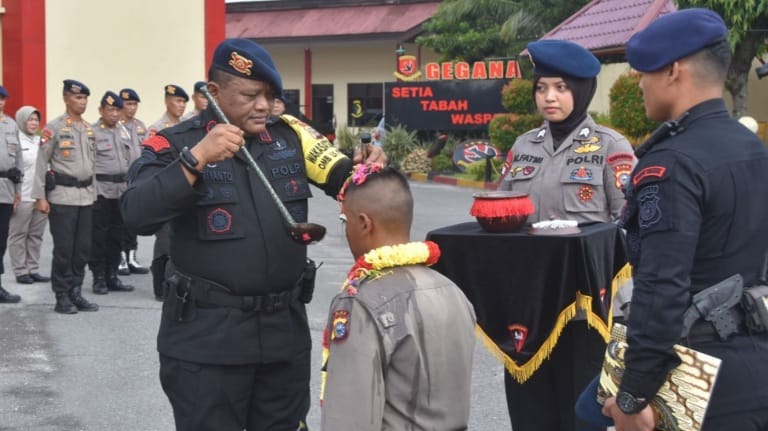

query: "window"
xmin=348 ymin=83 xmax=383 ymax=127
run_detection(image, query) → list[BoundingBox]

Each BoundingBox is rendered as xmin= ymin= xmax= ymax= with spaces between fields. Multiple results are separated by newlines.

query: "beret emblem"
xmin=229 ymin=51 xmax=253 ymax=76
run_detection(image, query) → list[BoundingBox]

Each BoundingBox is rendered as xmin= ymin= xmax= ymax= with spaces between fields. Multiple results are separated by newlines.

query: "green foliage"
xmin=465 ymin=159 xmax=503 ymax=182
xmin=609 ymin=73 xmax=657 ymax=140
xmin=589 ymin=111 xmax=613 ymax=128
xmin=431 ymin=153 xmax=456 ymax=173
xmin=501 ymin=79 xmax=537 ymax=113
xmin=675 ymin=0 xmax=768 ymax=48
xmin=400 ymin=149 xmax=431 ymax=174
xmin=335 ymin=124 xmax=358 ymax=152
xmin=382 ymin=124 xmax=419 ymax=170
xmin=488 ymin=113 xmax=543 ymax=153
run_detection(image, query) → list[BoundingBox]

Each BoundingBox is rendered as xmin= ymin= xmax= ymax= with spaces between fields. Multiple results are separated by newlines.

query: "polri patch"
xmin=612 ymin=163 xmax=633 ymax=189
xmin=207 ymin=208 xmax=232 ymax=233
xmin=638 ymin=185 xmax=661 ymax=229
xmin=632 ymin=165 xmax=666 ymax=185
xmin=331 ymin=310 xmax=350 ymax=343
xmin=507 ymin=324 xmax=528 ymax=353
xmin=570 ymin=166 xmax=593 ymax=181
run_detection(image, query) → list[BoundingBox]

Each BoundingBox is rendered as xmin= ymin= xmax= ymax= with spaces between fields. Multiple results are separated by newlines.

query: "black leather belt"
xmin=95 ymin=173 xmax=126 ymax=183
xmin=172 ymin=270 xmax=300 ymax=313
xmin=54 ymin=172 xmax=93 ymax=188
xmin=684 ymin=311 xmax=746 ymax=343
xmin=0 ymin=171 xmax=9 ymax=178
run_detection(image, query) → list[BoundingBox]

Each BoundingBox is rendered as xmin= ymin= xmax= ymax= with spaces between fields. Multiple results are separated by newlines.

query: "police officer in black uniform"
xmin=597 ymin=9 xmax=768 ymax=431
xmin=121 ymin=38 xmax=385 ymax=431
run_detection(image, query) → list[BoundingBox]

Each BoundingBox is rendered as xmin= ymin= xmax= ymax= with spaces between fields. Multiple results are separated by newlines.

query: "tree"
xmin=416 ymin=0 xmax=589 ymax=63
xmin=676 ymin=0 xmax=768 ymax=117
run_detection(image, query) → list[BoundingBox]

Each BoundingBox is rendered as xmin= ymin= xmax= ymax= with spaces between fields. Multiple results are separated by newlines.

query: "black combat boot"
xmin=0 ymin=285 xmax=21 ymax=304
xmin=92 ymin=271 xmax=108 ymax=295
xmin=54 ymin=292 xmax=77 ymax=314
xmin=107 ymin=268 xmax=134 ymax=292
xmin=150 ymin=256 xmax=168 ymax=301
xmin=69 ymin=285 xmax=99 ymax=312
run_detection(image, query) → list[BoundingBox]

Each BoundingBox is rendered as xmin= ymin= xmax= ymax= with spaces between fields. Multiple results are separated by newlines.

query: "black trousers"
xmin=159 ymin=349 xmax=310 ymax=431
xmin=505 ymin=321 xmax=606 ymax=431
xmin=121 ymin=231 xmax=138 ymax=251
xmin=0 ymin=203 xmax=14 ymax=275
xmin=89 ymin=196 xmax=125 ymax=274
xmin=49 ymin=204 xmax=92 ymax=293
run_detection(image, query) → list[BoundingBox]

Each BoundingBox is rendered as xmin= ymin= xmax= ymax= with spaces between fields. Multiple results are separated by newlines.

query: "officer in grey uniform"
xmin=0 ymin=85 xmax=23 ymax=304
xmin=497 ymin=40 xmax=635 ymax=431
xmin=180 ymin=81 xmax=208 ymax=121
xmin=32 ymin=79 xmax=99 ymax=314
xmin=322 ymin=166 xmax=477 ymax=430
xmin=88 ymin=91 xmax=135 ymax=295
xmin=117 ymin=88 xmax=150 ymax=275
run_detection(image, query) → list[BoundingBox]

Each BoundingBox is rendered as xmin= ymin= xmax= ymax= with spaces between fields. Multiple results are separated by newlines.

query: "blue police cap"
xmin=0 ymin=86 xmax=8 ymax=98
xmin=193 ymin=81 xmax=207 ymax=94
xmin=210 ymin=38 xmax=283 ymax=96
xmin=165 ymin=84 xmax=189 ymax=101
xmin=527 ymin=39 xmax=601 ymax=79
xmin=63 ymin=79 xmax=90 ymax=96
xmin=101 ymin=91 xmax=124 ymax=109
xmin=627 ymin=8 xmax=727 ymax=72
xmin=119 ymin=88 xmax=141 ymax=102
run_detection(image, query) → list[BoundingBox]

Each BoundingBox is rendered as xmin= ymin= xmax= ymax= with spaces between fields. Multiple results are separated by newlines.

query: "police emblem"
xmin=612 ymin=163 xmax=633 ymax=189
xmin=331 ymin=310 xmax=350 ymax=343
xmin=229 ymin=51 xmax=253 ymax=76
xmin=507 ymin=324 xmax=528 ymax=353
xmin=638 ymin=185 xmax=661 ymax=229
xmin=40 ymin=128 xmax=53 ymax=145
xmin=570 ymin=166 xmax=593 ymax=181
xmin=207 ymin=208 xmax=232 ymax=233
xmin=166 ymin=85 xmax=176 ymax=95
xmin=393 ymin=55 xmax=422 ymax=81
xmin=578 ymin=185 xmax=594 ymax=202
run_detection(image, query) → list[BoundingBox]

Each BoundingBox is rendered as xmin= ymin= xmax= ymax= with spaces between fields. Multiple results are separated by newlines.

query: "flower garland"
xmin=320 ymin=240 xmax=441 ymax=404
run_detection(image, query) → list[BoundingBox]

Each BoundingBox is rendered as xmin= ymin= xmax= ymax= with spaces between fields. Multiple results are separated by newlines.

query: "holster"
xmin=166 ymin=271 xmax=197 ymax=323
xmin=299 ymin=258 xmax=321 ymax=304
xmin=742 ymin=285 xmax=768 ymax=333
xmin=45 ymin=170 xmax=56 ymax=191
xmin=3 ymin=167 xmax=23 ymax=184
xmin=681 ymin=274 xmax=744 ymax=340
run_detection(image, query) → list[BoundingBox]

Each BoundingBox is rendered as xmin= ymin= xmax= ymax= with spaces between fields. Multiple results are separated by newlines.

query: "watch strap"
xmin=179 ymin=146 xmax=203 ymax=176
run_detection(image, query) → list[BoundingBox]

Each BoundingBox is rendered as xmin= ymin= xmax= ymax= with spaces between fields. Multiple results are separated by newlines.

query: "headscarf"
xmin=533 ymin=74 xmax=597 ymax=150
xmin=15 ymin=106 xmax=41 ymax=137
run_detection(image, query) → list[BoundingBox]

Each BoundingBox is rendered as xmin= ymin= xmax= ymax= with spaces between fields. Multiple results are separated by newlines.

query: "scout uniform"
xmin=31 ymin=79 xmax=98 ymax=314
xmin=322 ymin=265 xmax=477 ymax=430
xmin=89 ymin=91 xmax=135 ymax=295
xmin=0 ymin=85 xmax=23 ymax=303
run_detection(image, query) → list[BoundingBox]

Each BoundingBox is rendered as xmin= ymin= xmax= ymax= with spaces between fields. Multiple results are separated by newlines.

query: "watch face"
xmin=617 ymin=392 xmax=637 ymax=413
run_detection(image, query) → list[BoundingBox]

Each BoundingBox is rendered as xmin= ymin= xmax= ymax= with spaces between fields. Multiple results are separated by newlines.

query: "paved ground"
xmin=0 ymin=181 xmax=513 ymax=431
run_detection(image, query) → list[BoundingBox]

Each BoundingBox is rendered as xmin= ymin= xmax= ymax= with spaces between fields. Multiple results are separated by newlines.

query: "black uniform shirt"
xmin=121 ymin=108 xmax=352 ymax=364
xmin=619 ymin=98 xmax=768 ymax=408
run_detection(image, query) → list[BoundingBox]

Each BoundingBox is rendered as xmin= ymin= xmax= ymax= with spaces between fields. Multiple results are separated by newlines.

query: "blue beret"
xmin=101 ymin=91 xmax=123 ymax=109
xmin=527 ymin=39 xmax=601 ymax=79
xmin=119 ymin=88 xmax=141 ymax=102
xmin=210 ymin=38 xmax=283 ymax=97
xmin=627 ymin=8 xmax=727 ymax=72
xmin=63 ymin=79 xmax=90 ymax=96
xmin=165 ymin=84 xmax=189 ymax=101
xmin=0 ymin=86 xmax=8 ymax=98
xmin=193 ymin=81 xmax=207 ymax=94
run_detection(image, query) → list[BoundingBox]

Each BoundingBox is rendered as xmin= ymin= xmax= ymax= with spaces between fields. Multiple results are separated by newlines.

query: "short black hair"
xmin=208 ymin=66 xmax=237 ymax=87
xmin=343 ymin=167 xmax=413 ymax=231
xmin=688 ymin=38 xmax=731 ymax=84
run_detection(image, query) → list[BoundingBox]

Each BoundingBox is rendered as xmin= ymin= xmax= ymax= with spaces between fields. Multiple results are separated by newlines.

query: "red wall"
xmin=205 ymin=0 xmax=226 ymax=72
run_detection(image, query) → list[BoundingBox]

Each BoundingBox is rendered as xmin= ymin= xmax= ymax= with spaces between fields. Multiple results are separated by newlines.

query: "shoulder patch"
xmin=607 ymin=152 xmax=634 ymax=164
xmin=331 ymin=310 xmax=350 ymax=343
xmin=632 ymin=165 xmax=667 ymax=186
xmin=40 ymin=128 xmax=53 ymax=145
xmin=142 ymin=135 xmax=171 ymax=153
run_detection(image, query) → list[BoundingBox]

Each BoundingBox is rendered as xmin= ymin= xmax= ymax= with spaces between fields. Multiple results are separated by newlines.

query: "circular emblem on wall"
xmin=207 ymin=208 xmax=232 ymax=233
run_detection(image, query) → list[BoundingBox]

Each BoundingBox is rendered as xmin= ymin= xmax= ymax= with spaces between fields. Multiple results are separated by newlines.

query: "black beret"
xmin=101 ymin=91 xmax=123 ymax=109
xmin=0 ymin=86 xmax=8 ymax=98
xmin=193 ymin=81 xmax=207 ymax=94
xmin=527 ymin=39 xmax=601 ymax=79
xmin=165 ymin=84 xmax=189 ymax=101
xmin=627 ymin=8 xmax=727 ymax=72
xmin=210 ymin=38 xmax=283 ymax=97
xmin=119 ymin=88 xmax=141 ymax=102
xmin=63 ymin=79 xmax=90 ymax=96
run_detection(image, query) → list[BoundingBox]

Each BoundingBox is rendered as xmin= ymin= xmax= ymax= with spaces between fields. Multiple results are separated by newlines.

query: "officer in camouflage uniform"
xmin=117 ymin=88 xmax=149 ymax=276
xmin=0 ymin=85 xmax=23 ymax=304
xmin=147 ymin=84 xmax=189 ymax=300
xmin=322 ymin=165 xmax=476 ymax=430
xmin=88 ymin=91 xmax=135 ymax=295
xmin=32 ymin=79 xmax=99 ymax=314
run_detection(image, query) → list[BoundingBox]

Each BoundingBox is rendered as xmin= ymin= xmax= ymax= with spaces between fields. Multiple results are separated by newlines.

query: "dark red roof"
xmin=227 ymin=2 xmax=441 ymax=42
xmin=540 ymin=0 xmax=677 ymax=55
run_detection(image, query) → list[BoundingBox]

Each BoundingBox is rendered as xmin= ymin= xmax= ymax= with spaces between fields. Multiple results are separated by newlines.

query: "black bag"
xmin=742 ymin=285 xmax=768 ymax=333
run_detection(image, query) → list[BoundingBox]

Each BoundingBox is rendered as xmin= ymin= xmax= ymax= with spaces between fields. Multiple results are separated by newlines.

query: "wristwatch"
xmin=179 ymin=146 xmax=203 ymax=176
xmin=616 ymin=391 xmax=649 ymax=414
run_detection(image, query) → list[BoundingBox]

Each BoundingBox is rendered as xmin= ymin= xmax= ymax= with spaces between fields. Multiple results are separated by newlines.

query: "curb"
xmin=407 ymin=172 xmax=499 ymax=190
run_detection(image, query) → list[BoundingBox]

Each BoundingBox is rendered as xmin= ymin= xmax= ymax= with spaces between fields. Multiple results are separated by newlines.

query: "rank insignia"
xmin=523 ymin=166 xmax=535 ymax=176
xmin=536 ymin=128 xmax=547 ymax=139
xmin=207 ymin=207 xmax=232 ymax=233
xmin=331 ymin=310 xmax=350 ymax=343
xmin=612 ymin=163 xmax=633 ymax=189
xmin=507 ymin=324 xmax=528 ymax=353
xmin=229 ymin=51 xmax=253 ymax=76
xmin=509 ymin=166 xmax=523 ymax=177
xmin=574 ymin=141 xmax=601 ymax=154
xmin=578 ymin=127 xmax=590 ymax=138
xmin=570 ymin=166 xmax=593 ymax=181
xmin=578 ymin=185 xmax=594 ymax=202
